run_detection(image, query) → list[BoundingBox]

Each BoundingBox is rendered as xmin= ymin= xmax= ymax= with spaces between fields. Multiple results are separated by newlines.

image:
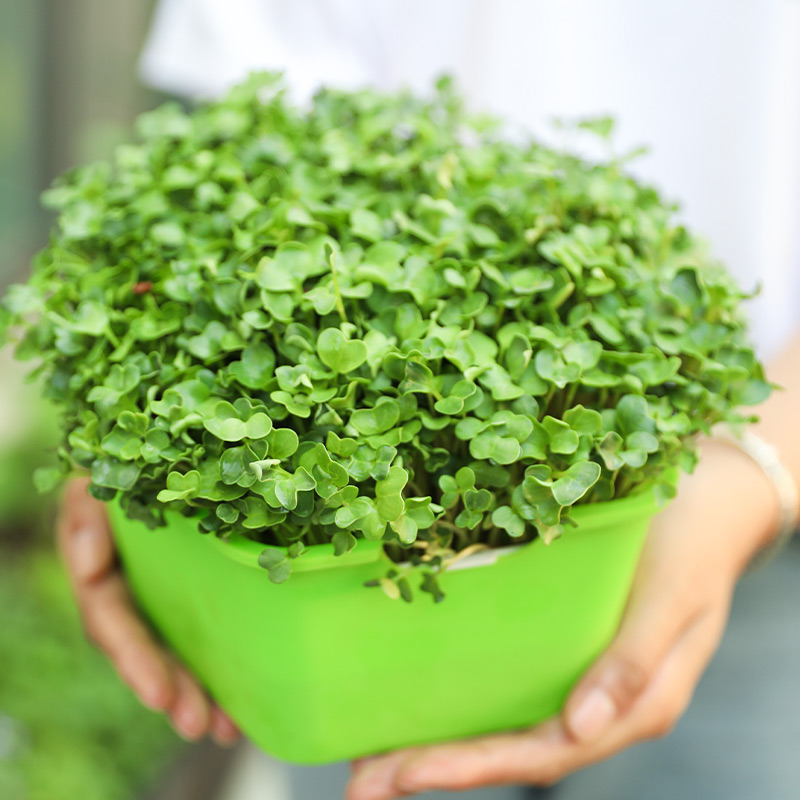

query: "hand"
xmin=58 ymin=477 xmax=240 ymax=746
xmin=347 ymin=442 xmax=779 ymax=799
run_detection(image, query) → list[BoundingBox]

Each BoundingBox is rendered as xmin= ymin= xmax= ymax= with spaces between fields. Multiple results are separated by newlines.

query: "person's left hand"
xmin=346 ymin=442 xmax=778 ymax=799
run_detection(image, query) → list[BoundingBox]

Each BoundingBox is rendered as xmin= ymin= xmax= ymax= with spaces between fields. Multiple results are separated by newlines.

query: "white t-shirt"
xmin=140 ymin=0 xmax=800 ymax=357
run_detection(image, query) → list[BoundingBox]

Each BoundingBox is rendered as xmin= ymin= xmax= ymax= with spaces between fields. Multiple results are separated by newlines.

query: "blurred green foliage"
xmin=0 ymin=552 xmax=180 ymax=800
xmin=0 ymin=400 xmax=58 ymax=547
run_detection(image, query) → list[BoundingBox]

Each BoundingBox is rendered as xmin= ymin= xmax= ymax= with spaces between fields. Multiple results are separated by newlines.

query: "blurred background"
xmin=1 ymin=2 xmax=799 ymax=799
xmin=0 ymin=3 xmax=193 ymax=799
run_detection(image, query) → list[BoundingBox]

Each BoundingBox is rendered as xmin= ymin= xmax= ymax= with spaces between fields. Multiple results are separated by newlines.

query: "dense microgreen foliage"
xmin=2 ymin=73 xmax=768 ymax=599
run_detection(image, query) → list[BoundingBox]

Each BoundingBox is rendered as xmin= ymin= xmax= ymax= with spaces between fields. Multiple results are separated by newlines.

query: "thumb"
xmin=563 ymin=572 xmax=698 ymax=743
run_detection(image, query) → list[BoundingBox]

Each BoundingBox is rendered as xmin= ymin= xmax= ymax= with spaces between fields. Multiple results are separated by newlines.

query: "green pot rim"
xmin=208 ymin=485 xmax=659 ymax=574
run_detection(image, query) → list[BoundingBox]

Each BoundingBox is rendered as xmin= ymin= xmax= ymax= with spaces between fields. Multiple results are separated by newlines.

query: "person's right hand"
xmin=57 ymin=477 xmax=240 ymax=746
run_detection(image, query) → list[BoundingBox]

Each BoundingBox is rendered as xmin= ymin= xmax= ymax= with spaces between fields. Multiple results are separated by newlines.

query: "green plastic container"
xmin=108 ymin=489 xmax=657 ymax=764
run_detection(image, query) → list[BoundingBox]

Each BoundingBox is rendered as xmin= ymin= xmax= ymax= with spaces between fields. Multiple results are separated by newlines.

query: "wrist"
xmin=685 ymin=439 xmax=781 ymax=574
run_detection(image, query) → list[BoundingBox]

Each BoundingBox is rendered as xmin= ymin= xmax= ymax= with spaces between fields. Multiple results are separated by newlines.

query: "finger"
xmin=563 ymin=514 xmax=714 ymax=743
xmin=564 ymin=580 xmax=701 ymax=742
xmin=58 ymin=478 xmax=116 ymax=584
xmin=210 ymin=706 xmax=241 ymax=747
xmin=536 ymin=603 xmax=728 ymax=779
xmin=387 ymin=606 xmax=727 ymax=796
xmin=347 ymin=749 xmax=423 ymax=800
xmin=58 ymin=479 xmax=176 ymax=711
xmin=79 ymin=572 xmax=177 ymax=711
xmin=347 ymin=723 xmax=567 ymax=800
xmin=168 ymin=664 xmax=213 ymax=741
xmin=59 ymin=478 xmax=232 ymax=741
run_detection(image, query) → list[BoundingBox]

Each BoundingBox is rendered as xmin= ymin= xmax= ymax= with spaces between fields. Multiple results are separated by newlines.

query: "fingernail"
xmin=348 ymin=760 xmax=396 ymax=800
xmin=173 ymin=709 xmax=204 ymax=741
xmin=210 ymin=723 xmax=240 ymax=749
xmin=71 ymin=527 xmax=101 ymax=581
xmin=569 ymin=688 xmax=616 ymax=741
xmin=174 ymin=722 xmax=203 ymax=742
xmin=396 ymin=768 xmax=433 ymax=792
xmin=139 ymin=683 xmax=168 ymax=711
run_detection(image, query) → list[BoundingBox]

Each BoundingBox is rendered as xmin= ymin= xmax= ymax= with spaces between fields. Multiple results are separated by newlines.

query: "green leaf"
xmin=379 ymin=577 xmax=402 ymax=600
xmin=151 ymin=221 xmax=185 ymax=247
xmin=3 ymin=283 xmax=43 ymax=315
xmin=404 ymin=497 xmax=437 ymax=529
xmin=492 ymin=505 xmax=526 ymax=537
xmin=551 ymin=462 xmax=601 ymax=505
xmin=257 ymin=548 xmax=292 ymax=583
xmin=275 ymin=478 xmax=298 ymax=510
xmin=390 ymin=514 xmax=418 ymax=544
xmin=228 ymin=191 xmax=260 ymax=222
xmin=464 ymin=487 xmax=492 ymax=512
xmin=477 ymin=364 xmax=524 ymax=401
xmin=100 ymin=425 xmax=142 ymax=461
xmin=578 ymin=116 xmax=615 ymax=139
xmin=72 ymin=301 xmax=109 ymax=335
xmin=220 ymin=447 xmax=251 ymax=484
xmin=156 ymin=470 xmax=201 ymax=502
xmin=228 ymin=343 xmax=276 ymax=388
xmin=627 ymin=431 xmax=659 ymax=453
xmin=256 ymin=259 xmax=296 ymax=292
xmin=375 ymin=466 xmax=408 ymax=521
xmin=355 ymin=505 xmax=386 ymax=540
xmin=542 ymin=416 xmax=580 ymax=454
xmin=562 ymin=340 xmax=602 ymax=370
xmin=244 ymin=413 xmax=273 ymax=439
xmin=420 ymin=572 xmax=445 ymax=603
xmin=522 ymin=468 xmax=553 ymax=504
xmin=491 ymin=410 xmax=534 ymax=442
xmin=615 ymin=395 xmax=655 ymax=436
xmin=216 ymin=503 xmax=240 ymax=524
xmin=509 ymin=267 xmax=555 ymax=295
xmin=317 ymin=328 xmax=368 ymax=373
xmin=433 ymin=394 xmax=464 ymax=415
xmin=350 ymin=208 xmax=384 ymax=242
xmin=201 ymin=401 xmax=247 ymax=441
xmin=401 ymin=360 xmax=437 ymax=394
xmin=288 ymin=541 xmax=307 ymax=558
xmin=333 ymin=530 xmax=357 ymax=556
xmin=349 ymin=397 xmax=400 ymax=436
xmin=733 ymin=378 xmax=772 ymax=406
xmin=588 ymin=313 xmax=624 ymax=345
xmin=535 ymin=348 xmax=581 ymax=389
xmin=469 ymin=432 xmax=521 ymax=465
xmin=33 ymin=466 xmax=63 ymax=494
xmin=335 ymin=496 xmax=372 ymax=528
xmin=598 ymin=431 xmax=625 ymax=470
xmin=267 ymin=428 xmax=299 ymax=459
xmin=563 ymin=405 xmax=603 ymax=435
xmin=91 ymin=457 xmax=141 ymax=491
xmin=118 ymin=410 xmax=149 ymax=437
